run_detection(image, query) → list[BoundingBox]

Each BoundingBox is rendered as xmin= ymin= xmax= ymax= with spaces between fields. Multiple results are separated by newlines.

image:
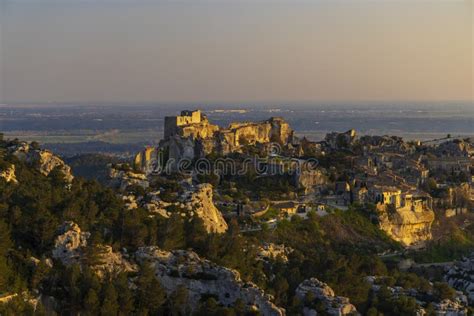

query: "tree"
xmin=272 ymin=276 xmax=289 ymax=305
xmin=114 ymin=273 xmax=135 ymax=315
xmin=162 ymin=214 xmax=186 ymax=250
xmin=84 ymin=289 xmax=100 ymax=315
xmin=136 ymin=264 xmax=166 ymax=314
xmin=100 ymin=283 xmax=119 ymax=316
xmin=168 ymin=285 xmax=189 ymax=316
xmin=0 ymin=220 xmax=12 ymax=291
xmin=185 ymin=216 xmax=208 ymax=252
xmin=433 ymin=282 xmax=456 ymax=300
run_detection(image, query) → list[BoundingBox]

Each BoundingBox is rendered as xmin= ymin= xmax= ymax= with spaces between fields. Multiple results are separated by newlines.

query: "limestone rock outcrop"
xmin=445 ymin=253 xmax=474 ymax=304
xmin=52 ymin=221 xmax=90 ymax=266
xmin=180 ymin=183 xmax=228 ymax=233
xmin=0 ymin=164 xmax=18 ymax=184
xmin=134 ymin=111 xmax=295 ymax=173
xmin=295 ymin=278 xmax=358 ymax=316
xmin=377 ymin=205 xmax=435 ymax=246
xmin=293 ymin=167 xmax=326 ymax=194
xmin=52 ymin=222 xmax=136 ymax=277
xmin=122 ymin=191 xmax=171 ymax=218
xmin=9 ymin=142 xmax=73 ymax=182
xmin=109 ymin=166 xmax=149 ymax=191
xmin=139 ymin=191 xmax=171 ymax=218
xmin=135 ymin=246 xmax=285 ymax=316
xmin=325 ymin=129 xmax=357 ymax=150
xmin=217 ymin=117 xmax=293 ymax=154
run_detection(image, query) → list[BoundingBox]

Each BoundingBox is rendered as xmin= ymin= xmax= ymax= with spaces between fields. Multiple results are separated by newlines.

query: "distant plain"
xmin=2 ymin=102 xmax=473 ymax=156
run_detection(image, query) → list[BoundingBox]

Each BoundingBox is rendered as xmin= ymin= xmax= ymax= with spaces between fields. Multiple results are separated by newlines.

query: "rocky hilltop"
xmin=8 ymin=141 xmax=74 ymax=182
xmin=52 ymin=221 xmax=137 ymax=278
xmin=51 ymin=222 xmax=280 ymax=313
xmin=107 ymin=165 xmax=228 ymax=233
xmin=136 ymin=246 xmax=285 ymax=316
xmin=135 ymin=110 xmax=294 ymax=171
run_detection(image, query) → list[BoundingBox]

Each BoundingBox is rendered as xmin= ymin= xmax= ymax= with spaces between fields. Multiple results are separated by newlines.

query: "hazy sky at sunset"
xmin=0 ymin=0 xmax=472 ymax=103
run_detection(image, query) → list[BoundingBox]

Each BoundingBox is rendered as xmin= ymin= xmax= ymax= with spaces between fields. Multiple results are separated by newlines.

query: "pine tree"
xmin=84 ymin=289 xmax=100 ymax=315
xmin=100 ymin=283 xmax=119 ymax=316
xmin=114 ymin=273 xmax=135 ymax=315
xmin=136 ymin=264 xmax=166 ymax=314
xmin=0 ymin=220 xmax=12 ymax=292
xmin=162 ymin=214 xmax=186 ymax=250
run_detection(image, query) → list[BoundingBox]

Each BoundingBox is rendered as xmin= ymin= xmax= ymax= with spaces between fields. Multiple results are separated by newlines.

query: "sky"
xmin=0 ymin=0 xmax=472 ymax=104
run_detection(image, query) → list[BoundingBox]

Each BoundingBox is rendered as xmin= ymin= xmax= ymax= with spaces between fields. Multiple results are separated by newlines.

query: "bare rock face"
xmin=293 ymin=168 xmax=326 ymax=194
xmin=9 ymin=142 xmax=73 ymax=182
xmin=324 ymin=129 xmax=357 ymax=150
xmin=0 ymin=164 xmax=18 ymax=184
xmin=445 ymin=254 xmax=474 ymax=304
xmin=295 ymin=278 xmax=358 ymax=316
xmin=157 ymin=112 xmax=294 ymax=165
xmin=109 ymin=166 xmax=149 ymax=191
xmin=180 ymin=183 xmax=228 ymax=233
xmin=377 ymin=205 xmax=435 ymax=246
xmin=31 ymin=150 xmax=74 ymax=183
xmin=52 ymin=221 xmax=90 ymax=265
xmin=135 ymin=246 xmax=285 ymax=316
xmin=52 ymin=222 xmax=136 ymax=277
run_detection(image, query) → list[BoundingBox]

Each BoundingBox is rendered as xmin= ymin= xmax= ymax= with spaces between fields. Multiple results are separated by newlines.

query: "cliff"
xmin=293 ymin=167 xmax=326 ymax=194
xmin=217 ymin=117 xmax=293 ymax=154
xmin=134 ymin=113 xmax=295 ymax=172
xmin=136 ymin=246 xmax=285 ymax=315
xmin=179 ymin=183 xmax=228 ymax=234
xmin=377 ymin=204 xmax=435 ymax=246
